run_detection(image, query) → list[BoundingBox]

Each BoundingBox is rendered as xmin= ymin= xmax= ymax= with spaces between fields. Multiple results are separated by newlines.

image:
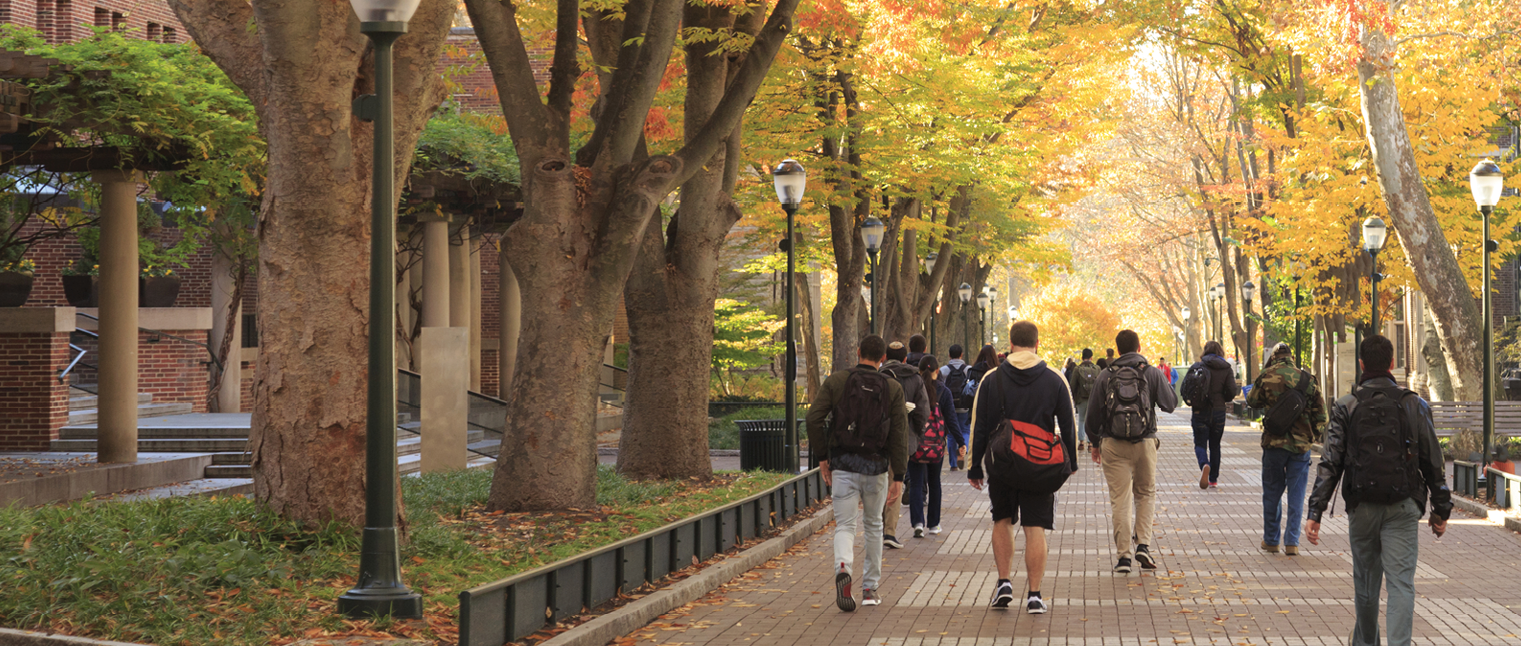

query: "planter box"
xmin=62 ymin=275 xmax=182 ymax=308
xmin=62 ymin=274 xmax=97 ymax=307
xmin=0 ymin=271 xmax=34 ymax=307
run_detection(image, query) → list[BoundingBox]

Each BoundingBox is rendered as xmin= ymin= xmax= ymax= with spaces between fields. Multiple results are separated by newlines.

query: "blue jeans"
xmin=1349 ymin=499 xmax=1421 ymax=646
xmin=908 ymin=461 xmax=941 ymax=528
xmin=948 ymin=412 xmax=970 ymax=468
xmin=1261 ymin=448 xmax=1311 ymax=546
xmin=1191 ymin=408 xmax=1226 ymax=482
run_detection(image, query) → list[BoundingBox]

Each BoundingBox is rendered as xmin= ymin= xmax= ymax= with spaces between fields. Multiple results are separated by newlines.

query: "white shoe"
xmin=1026 ymin=595 xmax=1048 ymax=614
xmin=913 ymin=525 xmax=925 ymax=538
xmin=928 ymin=525 xmax=942 ymax=535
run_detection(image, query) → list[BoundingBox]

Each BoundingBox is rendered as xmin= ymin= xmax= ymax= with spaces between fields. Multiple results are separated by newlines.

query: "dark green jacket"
xmin=805 ymin=363 xmax=910 ymax=481
xmin=1246 ymin=356 xmax=1326 ymax=454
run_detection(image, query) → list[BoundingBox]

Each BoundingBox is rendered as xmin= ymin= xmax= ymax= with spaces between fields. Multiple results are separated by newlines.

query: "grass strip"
xmin=0 ymin=466 xmax=792 ymax=645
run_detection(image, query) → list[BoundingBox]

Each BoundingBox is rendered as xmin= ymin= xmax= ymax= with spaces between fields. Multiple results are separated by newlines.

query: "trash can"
xmin=736 ymin=419 xmax=793 ymax=472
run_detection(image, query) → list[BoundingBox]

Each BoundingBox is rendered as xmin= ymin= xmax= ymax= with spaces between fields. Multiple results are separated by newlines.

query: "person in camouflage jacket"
xmin=1245 ymin=343 xmax=1326 ymax=555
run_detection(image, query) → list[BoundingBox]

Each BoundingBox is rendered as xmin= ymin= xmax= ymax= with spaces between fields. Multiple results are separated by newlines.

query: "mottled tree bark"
xmin=170 ymin=0 xmax=452 ymax=526
xmin=1357 ymin=7 xmax=1482 ymax=400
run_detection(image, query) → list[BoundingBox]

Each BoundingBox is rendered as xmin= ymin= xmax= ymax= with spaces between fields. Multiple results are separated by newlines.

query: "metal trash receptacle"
xmin=736 ymin=419 xmax=791 ymax=472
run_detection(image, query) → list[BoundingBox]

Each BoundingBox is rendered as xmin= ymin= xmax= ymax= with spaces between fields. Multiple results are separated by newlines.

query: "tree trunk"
xmin=170 ymin=0 xmax=452 ymax=526
xmin=1357 ymin=8 xmax=1483 ymax=400
xmin=796 ymin=268 xmax=824 ymax=399
xmin=1421 ymin=322 xmax=1455 ymax=401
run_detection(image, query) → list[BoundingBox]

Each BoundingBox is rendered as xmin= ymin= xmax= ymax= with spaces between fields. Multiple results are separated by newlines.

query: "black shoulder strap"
xmin=1292 ymin=370 xmax=1311 ymax=394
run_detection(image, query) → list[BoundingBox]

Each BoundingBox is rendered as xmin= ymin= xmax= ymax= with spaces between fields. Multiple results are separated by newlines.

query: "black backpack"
xmin=1344 ymin=385 xmax=1419 ymax=506
xmin=1180 ymin=361 xmax=1212 ymax=407
xmin=830 ymin=368 xmax=894 ymax=459
xmin=1101 ymin=361 xmax=1153 ymax=440
xmin=1261 ymin=370 xmax=1312 ymax=437
xmin=983 ymin=374 xmax=1073 ymax=493
xmin=945 ymin=363 xmax=974 ymax=409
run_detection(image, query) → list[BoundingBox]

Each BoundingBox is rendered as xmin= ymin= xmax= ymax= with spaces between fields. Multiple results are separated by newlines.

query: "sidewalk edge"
xmin=0 ymin=627 xmax=150 ymax=646
xmin=1452 ymin=495 xmax=1521 ymax=532
xmin=539 ymin=504 xmax=835 ymax=646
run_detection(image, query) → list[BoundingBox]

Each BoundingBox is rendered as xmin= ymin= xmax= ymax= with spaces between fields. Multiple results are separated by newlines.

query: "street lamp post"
xmin=1241 ymin=281 xmax=1255 ymax=383
xmin=924 ymin=252 xmax=938 ymax=354
xmin=339 ymin=0 xmax=424 ymax=619
xmin=863 ymin=216 xmax=886 ymax=335
xmin=773 ymin=159 xmax=806 ymax=473
xmin=977 ymin=291 xmax=991 ymax=347
xmin=1181 ymin=306 xmax=1192 ymax=359
xmin=1362 ymin=217 xmax=1387 ymax=334
xmin=1210 ymin=283 xmax=1225 ymax=342
xmin=1471 ymin=159 xmax=1505 ymax=480
xmin=958 ymin=283 xmax=973 ymax=352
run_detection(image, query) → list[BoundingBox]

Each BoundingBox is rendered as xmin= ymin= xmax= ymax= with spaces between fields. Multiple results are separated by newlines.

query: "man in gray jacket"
xmin=1305 ymin=335 xmax=1449 ymax=646
xmin=880 ymin=341 xmax=930 ymax=549
xmin=1085 ymin=329 xmax=1178 ymax=574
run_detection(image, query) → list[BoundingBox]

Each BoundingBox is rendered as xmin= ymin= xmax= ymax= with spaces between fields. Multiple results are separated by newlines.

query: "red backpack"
xmin=911 ymin=395 xmax=947 ymax=463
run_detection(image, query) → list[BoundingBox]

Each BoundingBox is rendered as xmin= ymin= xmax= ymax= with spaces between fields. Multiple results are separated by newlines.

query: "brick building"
xmin=0 ymin=0 xmax=186 ymax=45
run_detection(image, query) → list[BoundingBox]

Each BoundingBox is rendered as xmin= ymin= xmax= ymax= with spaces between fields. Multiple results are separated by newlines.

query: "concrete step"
xmin=204 ymin=464 xmax=252 ymax=478
xmin=101 ymin=477 xmax=255 ymax=502
xmin=50 ymin=438 xmax=250 ymax=453
xmin=58 ymin=425 xmax=251 ymax=440
xmin=210 ymin=452 xmax=252 ymax=465
xmin=68 ymin=401 xmax=193 ymax=425
xmin=69 ymin=392 xmax=153 ymax=411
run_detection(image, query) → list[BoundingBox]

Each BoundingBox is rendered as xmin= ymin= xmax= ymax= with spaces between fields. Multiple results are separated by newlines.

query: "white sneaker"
xmin=928 ymin=525 xmax=942 ymax=535
xmin=1026 ymin=595 xmax=1048 ymax=614
xmin=913 ymin=524 xmax=925 ymax=538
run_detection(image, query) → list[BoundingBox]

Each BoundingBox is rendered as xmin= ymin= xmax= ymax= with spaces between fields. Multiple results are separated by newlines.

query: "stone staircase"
xmin=66 ymin=391 xmax=193 ymax=426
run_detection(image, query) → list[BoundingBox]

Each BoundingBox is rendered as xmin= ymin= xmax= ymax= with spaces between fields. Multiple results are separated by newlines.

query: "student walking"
xmin=966 ymin=321 xmax=1077 ymax=613
xmin=1069 ymin=349 xmax=1099 ymax=450
xmin=1086 ymin=330 xmax=1178 ymax=574
xmin=909 ymin=355 xmax=954 ymax=537
xmin=879 ymin=341 xmax=931 ymax=550
xmin=1157 ymin=357 xmax=1173 ymax=386
xmin=1245 ymin=343 xmax=1326 ymax=555
xmin=941 ymin=344 xmax=974 ymax=470
xmin=969 ymin=344 xmax=999 ymax=387
xmin=1306 ymin=335 xmax=1451 ymax=646
xmin=906 ymin=334 xmax=929 ymax=368
xmin=1180 ymin=341 xmax=1238 ymax=489
xmin=804 ymin=334 xmax=910 ymax=612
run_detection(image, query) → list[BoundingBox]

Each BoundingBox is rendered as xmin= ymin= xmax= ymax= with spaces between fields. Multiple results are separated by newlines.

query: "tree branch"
xmin=168 ymin=0 xmax=268 ymax=108
xmin=545 ymin=0 xmax=580 ymax=124
xmin=463 ymin=0 xmax=553 ymax=153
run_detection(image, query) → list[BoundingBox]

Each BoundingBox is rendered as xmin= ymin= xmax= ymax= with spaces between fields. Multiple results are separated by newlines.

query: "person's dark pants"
xmin=908 ymin=460 xmax=942 ymax=528
xmin=1261 ymin=447 xmax=1312 ymax=546
xmin=948 ymin=411 xmax=970 ymax=469
xmin=1191 ymin=407 xmax=1227 ymax=483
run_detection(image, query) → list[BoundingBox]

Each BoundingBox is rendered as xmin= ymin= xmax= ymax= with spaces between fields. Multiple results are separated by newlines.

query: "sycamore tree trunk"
xmin=466 ymin=0 xmax=799 ymax=510
xmin=170 ymin=0 xmax=451 ymax=526
xmin=618 ymin=2 xmax=766 ymax=480
xmin=1357 ymin=10 xmax=1483 ymax=399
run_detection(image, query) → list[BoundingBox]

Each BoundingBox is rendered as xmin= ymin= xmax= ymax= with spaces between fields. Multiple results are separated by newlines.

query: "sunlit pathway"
xmin=621 ymin=409 xmax=1521 ymax=645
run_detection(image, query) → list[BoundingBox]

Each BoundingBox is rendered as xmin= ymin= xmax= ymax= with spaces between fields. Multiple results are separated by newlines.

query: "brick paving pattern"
xmin=623 ymin=410 xmax=1521 ymax=645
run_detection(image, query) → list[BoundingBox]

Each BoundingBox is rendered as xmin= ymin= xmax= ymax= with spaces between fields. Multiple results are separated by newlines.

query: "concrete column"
xmin=93 ymin=170 xmax=138 ymax=463
xmin=210 ymin=250 xmax=242 ymax=414
xmin=419 ymin=326 xmax=468 ymax=471
xmin=449 ymin=223 xmax=470 ymax=329
xmin=421 ymin=217 xmax=450 ymax=328
xmin=498 ymin=248 xmax=521 ymax=401
xmin=469 ymin=237 xmax=482 ymax=392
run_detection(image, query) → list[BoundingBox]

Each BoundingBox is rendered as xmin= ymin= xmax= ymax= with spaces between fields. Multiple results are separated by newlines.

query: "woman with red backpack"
xmin=909 ymin=355 xmax=956 ymax=537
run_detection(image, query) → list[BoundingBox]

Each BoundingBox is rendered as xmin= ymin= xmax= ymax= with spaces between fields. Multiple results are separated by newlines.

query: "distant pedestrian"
xmin=1246 ymin=343 xmax=1325 ymax=555
xmin=906 ymin=334 xmax=929 ymax=368
xmin=1068 ymin=349 xmax=1100 ymax=451
xmin=1086 ymin=329 xmax=1178 ymax=574
xmin=805 ymin=334 xmax=909 ymax=612
xmin=1306 ymin=334 xmax=1450 ymax=646
xmin=910 ymin=354 xmax=954 ymax=537
xmin=1062 ymin=357 xmax=1076 ymax=384
xmin=940 ymin=344 xmax=973 ymax=471
xmin=969 ymin=344 xmax=999 ymax=386
xmin=1157 ymin=357 xmax=1173 ymax=386
xmin=1096 ymin=358 xmax=1109 ymax=370
xmin=880 ymin=341 xmax=930 ymax=550
xmin=1180 ymin=341 xmax=1238 ymax=489
xmin=967 ymin=321 xmax=1077 ymax=613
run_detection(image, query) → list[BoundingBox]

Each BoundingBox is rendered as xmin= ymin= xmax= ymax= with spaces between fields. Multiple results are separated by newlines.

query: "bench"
xmin=1428 ymin=400 xmax=1521 ymax=438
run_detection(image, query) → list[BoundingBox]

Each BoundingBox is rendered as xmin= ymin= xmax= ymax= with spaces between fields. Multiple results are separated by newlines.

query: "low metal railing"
xmin=457 ymin=468 xmax=827 ymax=646
xmin=1454 ymin=460 xmax=1480 ymax=497
xmin=1485 ymin=467 xmax=1521 ymax=514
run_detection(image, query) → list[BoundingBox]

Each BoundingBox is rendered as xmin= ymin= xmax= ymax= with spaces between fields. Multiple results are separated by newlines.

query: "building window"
xmin=146 ymin=22 xmax=159 ymax=41
xmin=162 ymin=26 xmax=176 ymax=43
xmin=241 ymin=313 xmax=258 ymax=348
xmin=111 ymin=11 xmax=124 ymax=30
xmin=92 ymin=7 xmax=108 ymax=27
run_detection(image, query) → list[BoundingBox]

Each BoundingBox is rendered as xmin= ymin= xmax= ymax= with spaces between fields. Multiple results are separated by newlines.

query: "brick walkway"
xmin=624 ymin=409 xmax=1521 ymax=645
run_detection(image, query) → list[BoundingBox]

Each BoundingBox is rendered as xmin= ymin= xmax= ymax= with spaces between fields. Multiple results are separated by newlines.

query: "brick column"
xmin=0 ymin=308 xmax=73 ymax=450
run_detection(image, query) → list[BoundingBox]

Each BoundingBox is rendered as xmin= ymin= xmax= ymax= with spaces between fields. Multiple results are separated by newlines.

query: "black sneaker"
xmin=1114 ymin=557 xmax=1133 ymax=574
xmin=835 ymin=570 xmax=856 ymax=612
xmin=991 ymin=581 xmax=1015 ymax=609
xmin=1026 ymin=595 xmax=1049 ymax=614
xmin=883 ymin=535 xmax=903 ymax=549
xmin=1134 ymin=548 xmax=1157 ymax=570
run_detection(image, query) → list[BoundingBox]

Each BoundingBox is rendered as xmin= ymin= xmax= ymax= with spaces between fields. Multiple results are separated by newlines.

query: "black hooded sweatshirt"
xmin=966 ymin=355 xmax=1079 ymax=482
xmin=1194 ymin=353 xmax=1238 ymax=411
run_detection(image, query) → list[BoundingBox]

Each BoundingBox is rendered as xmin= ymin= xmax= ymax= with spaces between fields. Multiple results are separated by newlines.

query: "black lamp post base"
xmin=338 ymin=586 xmax=423 ymax=619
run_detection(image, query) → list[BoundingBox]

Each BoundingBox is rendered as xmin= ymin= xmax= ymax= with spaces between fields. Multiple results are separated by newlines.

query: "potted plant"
xmin=61 ymin=259 xmax=99 ymax=307
xmin=139 ymin=263 xmax=181 ymax=307
xmin=0 ymin=256 xmax=35 ymax=306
